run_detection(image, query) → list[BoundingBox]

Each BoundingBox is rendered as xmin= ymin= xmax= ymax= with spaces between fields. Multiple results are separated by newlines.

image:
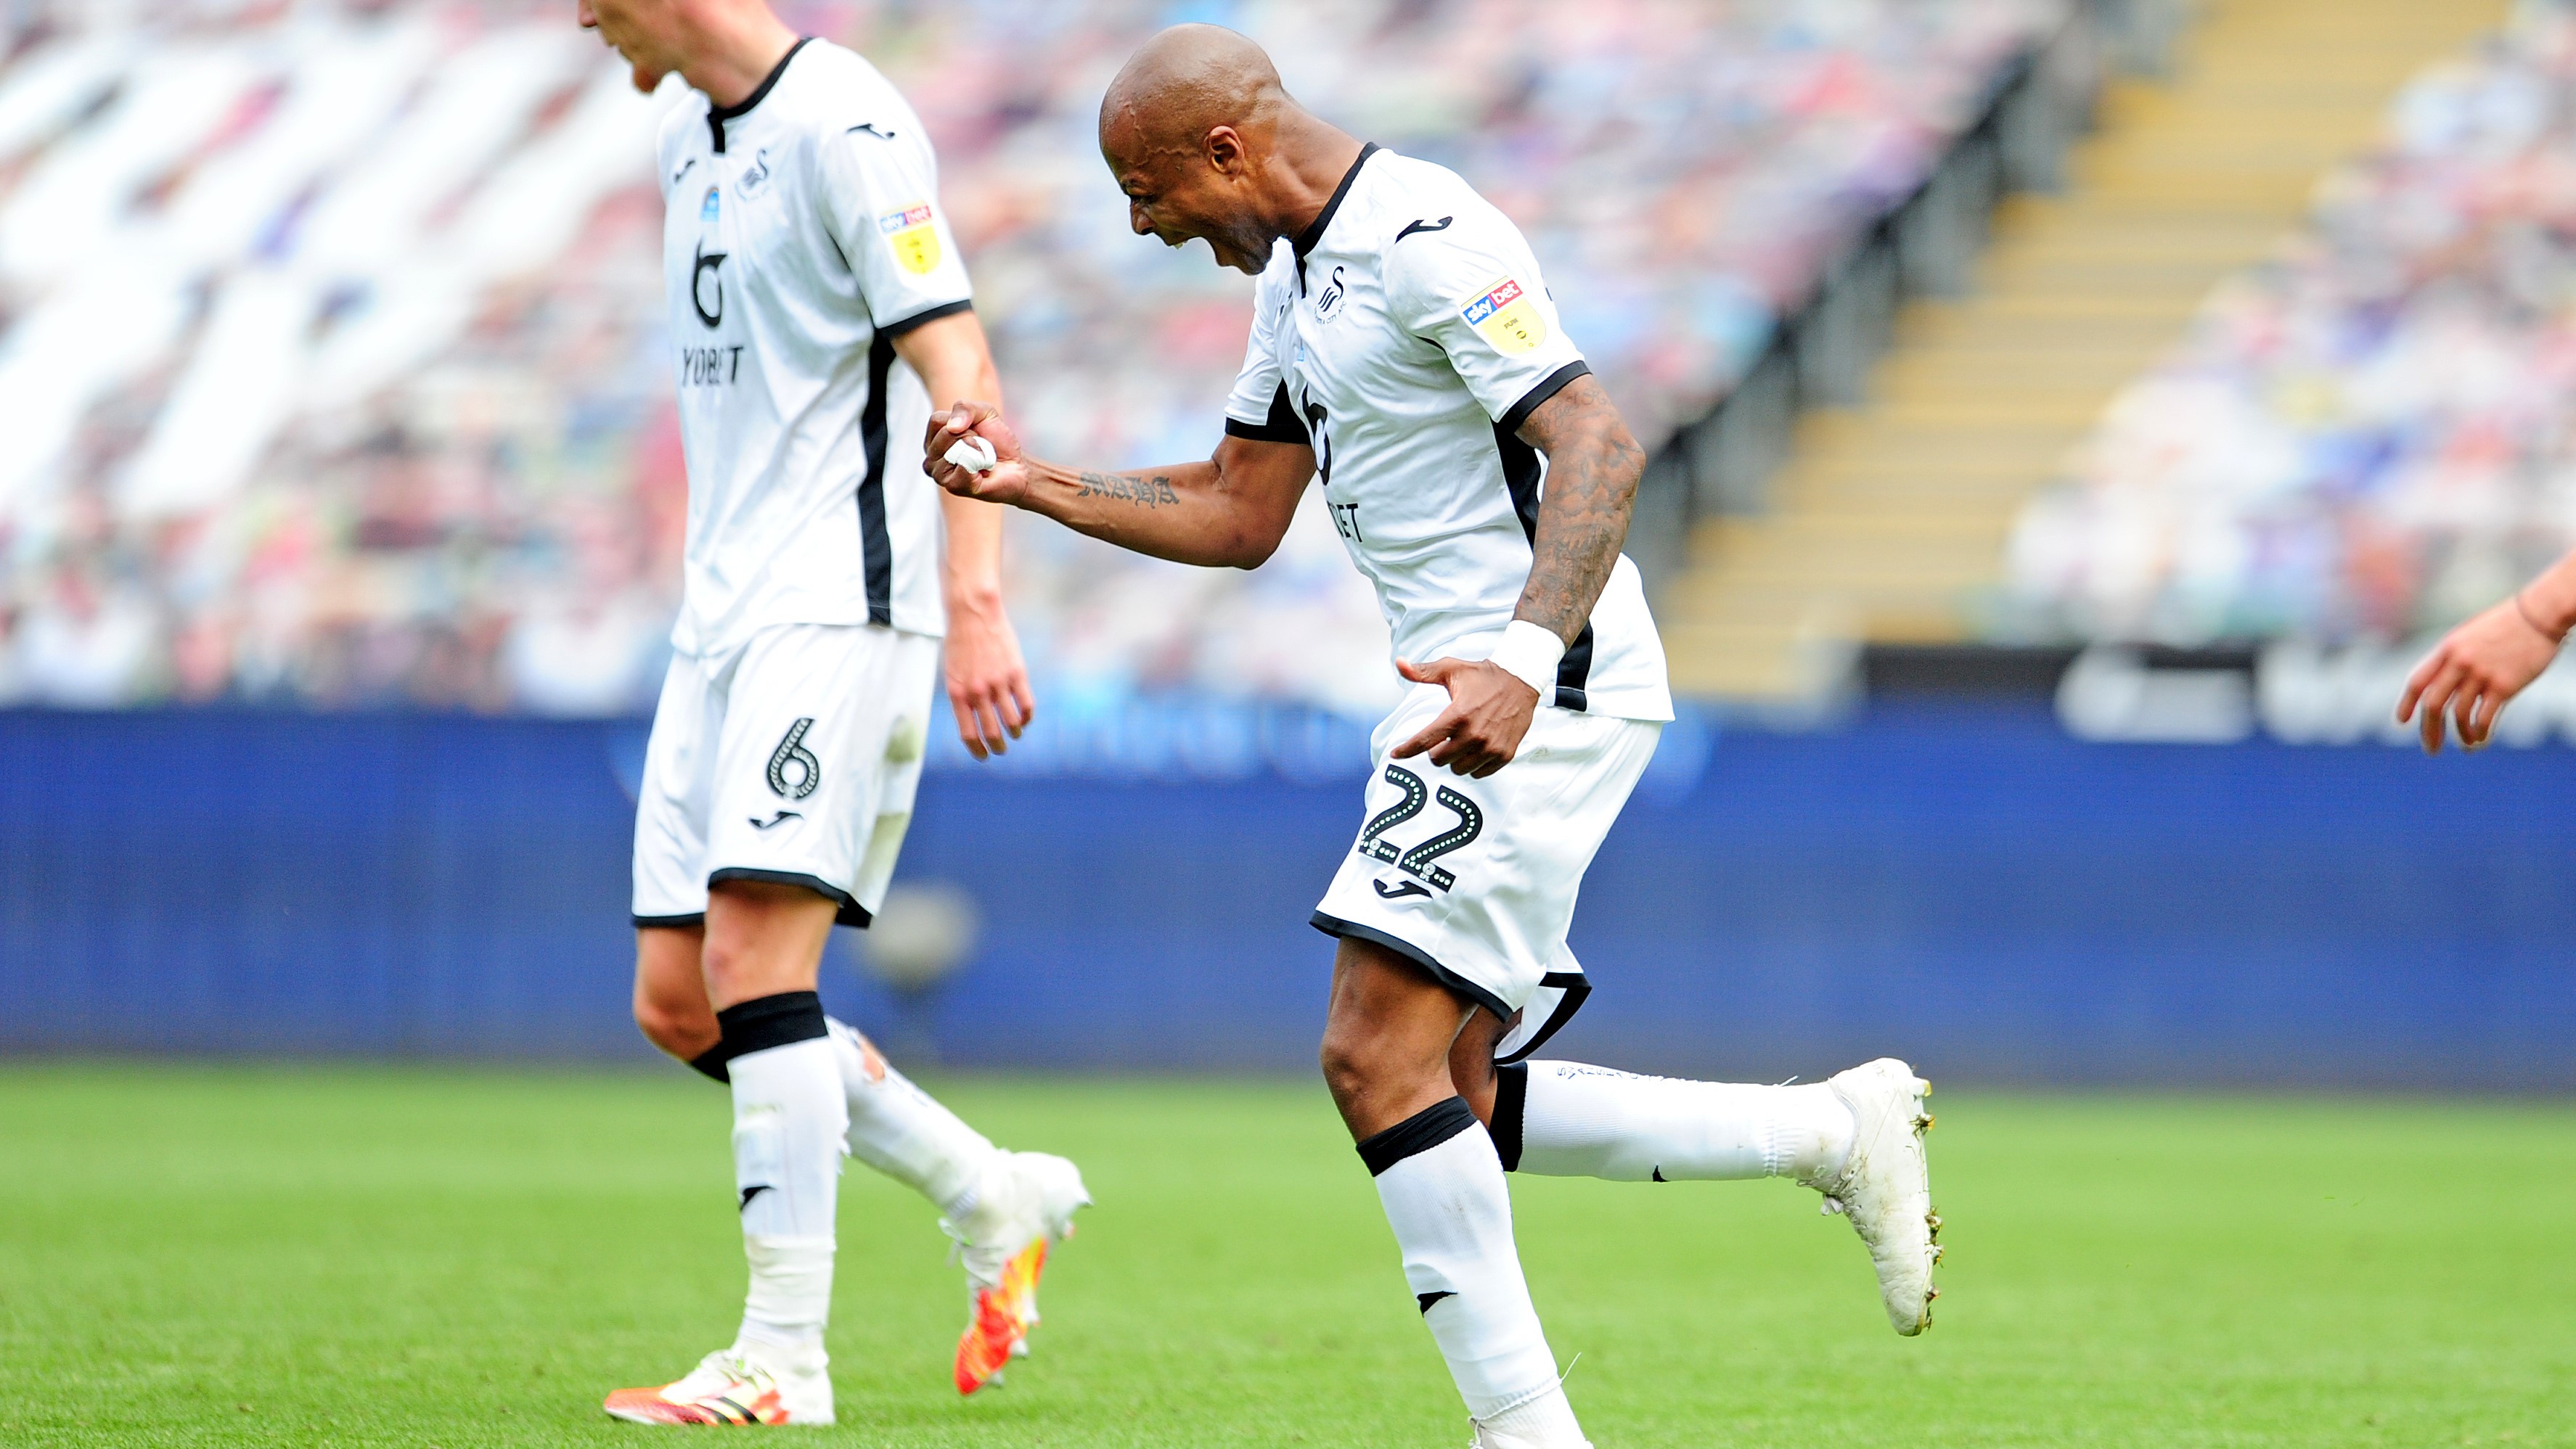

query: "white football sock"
xmin=1365 ymin=1098 xmax=1586 ymax=1447
xmin=828 ymin=1018 xmax=1000 ymax=1218
xmin=727 ymin=1026 xmax=848 ymax=1356
xmin=1503 ymin=1061 xmax=1853 ymax=1183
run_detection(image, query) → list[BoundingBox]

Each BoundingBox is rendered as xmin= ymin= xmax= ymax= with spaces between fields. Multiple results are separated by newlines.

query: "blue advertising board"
xmin=1 ymin=702 xmax=2568 ymax=1088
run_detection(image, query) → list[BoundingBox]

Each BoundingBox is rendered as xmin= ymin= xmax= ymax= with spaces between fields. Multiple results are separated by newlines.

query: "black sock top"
xmin=1356 ymin=1096 xmax=1479 ymax=1177
xmin=714 ymin=990 xmax=829 ymax=1060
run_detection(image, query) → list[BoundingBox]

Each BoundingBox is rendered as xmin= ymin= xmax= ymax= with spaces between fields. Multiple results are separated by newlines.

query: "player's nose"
xmin=576 ymin=1 xmax=597 ymax=28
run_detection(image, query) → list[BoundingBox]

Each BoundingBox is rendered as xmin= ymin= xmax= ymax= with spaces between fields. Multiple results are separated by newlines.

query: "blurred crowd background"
xmin=6 ymin=0 xmax=2572 ymax=1091
xmin=0 ymin=0 xmax=2062 ymax=718
xmin=2011 ymin=0 xmax=2576 ymax=647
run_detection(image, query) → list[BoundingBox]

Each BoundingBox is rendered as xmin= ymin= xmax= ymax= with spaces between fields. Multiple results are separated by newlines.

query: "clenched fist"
xmin=925 ymin=401 xmax=1032 ymax=506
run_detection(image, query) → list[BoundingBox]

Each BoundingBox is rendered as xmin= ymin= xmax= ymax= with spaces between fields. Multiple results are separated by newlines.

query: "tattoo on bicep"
xmin=1076 ymin=472 xmax=1182 ymax=508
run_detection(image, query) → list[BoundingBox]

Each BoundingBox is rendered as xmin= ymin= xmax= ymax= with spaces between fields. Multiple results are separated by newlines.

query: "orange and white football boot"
xmin=602 ymin=1345 xmax=832 ymax=1427
xmin=945 ymin=1150 xmax=1090 ymax=1394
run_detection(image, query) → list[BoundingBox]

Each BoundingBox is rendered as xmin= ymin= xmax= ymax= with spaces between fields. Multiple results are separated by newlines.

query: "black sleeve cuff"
xmin=878 ymin=297 xmax=974 ymax=339
xmin=1497 ymin=361 xmax=1592 ymax=438
xmin=1223 ymin=381 xmax=1311 ymax=445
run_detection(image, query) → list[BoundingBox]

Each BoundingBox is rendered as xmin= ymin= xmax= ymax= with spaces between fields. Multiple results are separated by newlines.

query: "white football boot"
xmin=602 ymin=1343 xmax=833 ymax=1426
xmin=1801 ymin=1057 xmax=1941 ymax=1334
xmin=943 ymin=1149 xmax=1091 ymax=1393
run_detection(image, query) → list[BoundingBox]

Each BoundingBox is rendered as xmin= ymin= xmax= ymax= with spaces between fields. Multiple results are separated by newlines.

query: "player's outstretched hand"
xmin=925 ymin=401 xmax=1032 ymax=506
xmin=2397 ymin=594 xmax=2564 ymax=754
xmin=944 ymin=591 xmax=1034 ymax=761
xmin=1391 ymin=657 xmax=1538 ymax=779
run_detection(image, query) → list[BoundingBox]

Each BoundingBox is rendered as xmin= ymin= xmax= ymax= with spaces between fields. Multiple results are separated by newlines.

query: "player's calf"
xmin=1490 ymin=1061 xmax=1853 ymax=1182
xmin=1487 ymin=1055 xmax=1939 ymax=1335
xmin=604 ymin=990 xmax=850 ymax=1428
xmin=1328 ymin=941 xmax=1592 ymax=1448
xmin=632 ymin=923 xmax=723 ymax=1069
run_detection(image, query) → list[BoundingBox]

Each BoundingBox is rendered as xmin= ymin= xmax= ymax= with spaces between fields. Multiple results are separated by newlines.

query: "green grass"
xmin=1 ymin=1068 xmax=2571 ymax=1447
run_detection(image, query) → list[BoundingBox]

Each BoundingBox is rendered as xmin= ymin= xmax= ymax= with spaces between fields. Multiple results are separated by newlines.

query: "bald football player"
xmin=927 ymin=25 xmax=1939 ymax=1448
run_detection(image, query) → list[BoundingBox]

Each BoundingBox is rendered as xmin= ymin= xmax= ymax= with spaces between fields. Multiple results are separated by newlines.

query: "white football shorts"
xmin=1311 ymin=681 xmax=1661 ymax=1063
xmin=632 ymin=622 xmax=939 ymax=929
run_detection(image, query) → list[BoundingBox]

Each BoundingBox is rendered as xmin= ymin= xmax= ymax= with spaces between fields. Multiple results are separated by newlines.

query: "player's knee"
xmin=633 ymin=985 xmax=718 ymax=1061
xmin=1318 ymin=1022 xmax=1395 ymax=1108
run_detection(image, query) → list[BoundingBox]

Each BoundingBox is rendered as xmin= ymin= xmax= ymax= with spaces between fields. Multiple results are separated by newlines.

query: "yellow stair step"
xmin=1659 ymin=0 xmax=2513 ymax=699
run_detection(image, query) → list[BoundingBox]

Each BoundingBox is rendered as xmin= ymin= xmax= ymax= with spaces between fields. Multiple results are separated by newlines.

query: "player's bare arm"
xmin=2398 ymin=544 xmax=2576 ymax=754
xmin=1513 ymin=374 xmax=1646 ymax=644
xmin=891 ymin=313 xmax=1035 ymax=759
xmin=1392 ymin=374 xmax=1646 ymax=780
xmin=927 ymin=402 xmax=1315 ymax=568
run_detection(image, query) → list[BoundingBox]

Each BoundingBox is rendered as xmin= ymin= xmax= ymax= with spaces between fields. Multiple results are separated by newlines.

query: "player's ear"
xmin=1204 ymin=126 xmax=1247 ymax=176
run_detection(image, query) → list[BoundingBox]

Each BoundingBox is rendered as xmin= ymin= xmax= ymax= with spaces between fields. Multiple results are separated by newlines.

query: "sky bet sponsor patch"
xmin=878 ymin=202 xmax=941 ymax=275
xmin=1462 ymin=276 xmax=1545 ymax=356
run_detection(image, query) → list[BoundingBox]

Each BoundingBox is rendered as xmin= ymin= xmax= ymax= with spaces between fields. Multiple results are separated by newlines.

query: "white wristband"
xmin=1487 ymin=620 xmax=1566 ymax=699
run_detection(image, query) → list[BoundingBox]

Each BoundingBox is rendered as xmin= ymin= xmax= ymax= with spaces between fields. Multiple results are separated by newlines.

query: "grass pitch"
xmin=1 ymin=1067 xmax=2570 ymax=1447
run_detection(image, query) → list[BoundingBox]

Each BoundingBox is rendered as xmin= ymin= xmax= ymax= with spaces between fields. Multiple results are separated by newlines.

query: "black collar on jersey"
xmin=1293 ymin=141 xmax=1378 ymax=292
xmin=706 ymin=36 xmax=813 ymax=154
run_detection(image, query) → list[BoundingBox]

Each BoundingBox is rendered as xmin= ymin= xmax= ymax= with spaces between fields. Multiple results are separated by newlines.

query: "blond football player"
xmin=577 ymin=0 xmax=1086 ymax=1424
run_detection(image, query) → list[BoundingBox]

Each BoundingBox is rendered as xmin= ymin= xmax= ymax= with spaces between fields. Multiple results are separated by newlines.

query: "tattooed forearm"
xmin=1075 ymin=472 xmax=1182 ymax=508
xmin=1513 ymin=374 xmax=1645 ymax=644
xmin=1010 ymin=440 xmax=1312 ymax=569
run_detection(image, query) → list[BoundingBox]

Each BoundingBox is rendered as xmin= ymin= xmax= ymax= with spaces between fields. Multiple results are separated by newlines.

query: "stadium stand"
xmin=0 ymin=0 xmax=2065 ymax=716
xmin=2010 ymin=0 xmax=2576 ymax=648
xmin=7 ymin=3 xmax=2573 ymax=1094
xmin=1659 ymin=0 xmax=2514 ymax=704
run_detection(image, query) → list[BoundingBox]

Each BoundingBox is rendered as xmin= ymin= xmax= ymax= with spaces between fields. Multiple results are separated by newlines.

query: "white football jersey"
xmin=1224 ymin=147 xmax=1672 ymax=722
xmin=657 ymin=38 xmax=972 ymax=657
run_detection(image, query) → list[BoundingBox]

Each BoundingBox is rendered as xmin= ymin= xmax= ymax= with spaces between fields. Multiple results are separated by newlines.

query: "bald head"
xmin=1098 ymin=25 xmax=1362 ymax=275
xmin=1100 ymin=24 xmax=1290 ymax=167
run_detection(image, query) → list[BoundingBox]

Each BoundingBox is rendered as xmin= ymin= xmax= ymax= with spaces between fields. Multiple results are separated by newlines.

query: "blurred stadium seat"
xmin=6 ymin=2 xmax=2572 ymax=1090
xmin=2009 ymin=0 xmax=2576 ymax=647
xmin=1661 ymin=0 xmax=2516 ymax=703
xmin=0 ymin=0 xmax=2064 ymax=717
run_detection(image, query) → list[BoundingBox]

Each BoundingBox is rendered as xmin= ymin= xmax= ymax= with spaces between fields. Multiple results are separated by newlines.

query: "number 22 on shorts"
xmin=1357 ymin=764 xmax=1484 ymax=892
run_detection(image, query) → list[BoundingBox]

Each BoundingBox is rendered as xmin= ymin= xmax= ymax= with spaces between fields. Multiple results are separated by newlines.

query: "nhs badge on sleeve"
xmin=1462 ymin=277 xmax=1545 ymax=356
xmin=700 ymin=187 xmax=721 ymax=223
xmin=878 ymin=203 xmax=941 ymax=276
